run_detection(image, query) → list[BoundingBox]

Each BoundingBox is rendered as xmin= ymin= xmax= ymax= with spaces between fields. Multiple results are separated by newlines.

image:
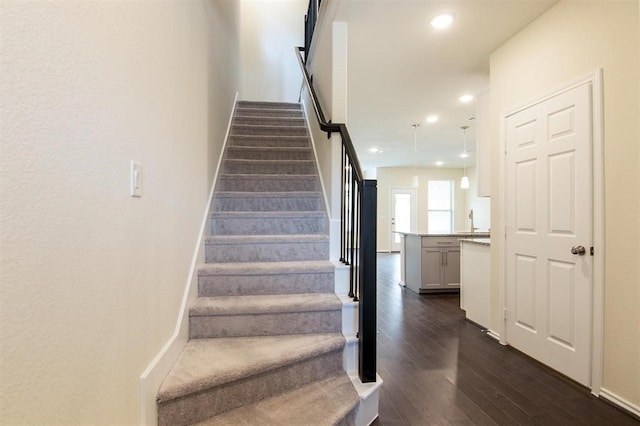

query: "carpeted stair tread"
xmin=222 ymin=159 xmax=316 ymax=175
xmin=157 ymin=333 xmax=345 ymax=403
xmin=226 ymin=146 xmax=313 ymax=161
xmin=206 ymin=234 xmax=329 ymax=244
xmin=230 ymin=124 xmax=308 ymax=137
xmin=229 ymin=135 xmax=310 ymax=148
xmin=214 ymin=191 xmax=321 ymax=198
xmin=210 ymin=210 xmax=325 ymax=219
xmin=193 ymin=373 xmax=359 ymax=426
xmin=190 ymin=293 xmax=341 ymax=316
xmin=237 ymin=101 xmax=301 ymax=110
xmin=226 ymin=146 xmax=311 ymax=152
xmin=197 ymin=261 xmax=335 ymax=297
xmin=210 ymin=211 xmax=326 ymax=235
xmin=213 ymin=193 xmax=323 ymax=212
xmin=234 ymin=116 xmax=306 ymax=127
xmin=217 ymin=174 xmax=321 ymax=192
xmin=205 ymin=234 xmax=329 ymax=263
xmin=223 ymin=158 xmax=315 ymax=165
xmin=234 ymin=108 xmax=303 ymax=118
xmin=198 ymin=260 xmax=333 ymax=276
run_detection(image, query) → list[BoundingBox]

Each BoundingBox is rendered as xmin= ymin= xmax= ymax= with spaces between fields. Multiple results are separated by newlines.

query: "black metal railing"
xmin=295 ymin=43 xmax=377 ymax=383
xmin=303 ymin=0 xmax=319 ymax=61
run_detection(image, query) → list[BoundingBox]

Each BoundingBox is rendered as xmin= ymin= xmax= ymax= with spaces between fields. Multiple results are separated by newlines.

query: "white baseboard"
xmin=486 ymin=329 xmax=503 ymax=344
xmin=137 ymin=93 xmax=238 ymax=426
xmin=599 ymin=388 xmax=640 ymax=418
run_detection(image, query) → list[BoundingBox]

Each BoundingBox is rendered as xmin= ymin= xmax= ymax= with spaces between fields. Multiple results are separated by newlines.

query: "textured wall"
xmin=490 ymin=0 xmax=639 ymax=407
xmin=0 ymin=1 xmax=239 ymax=424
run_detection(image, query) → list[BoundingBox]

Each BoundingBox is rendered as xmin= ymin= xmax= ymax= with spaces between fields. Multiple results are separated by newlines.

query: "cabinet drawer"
xmin=422 ymin=237 xmax=458 ymax=247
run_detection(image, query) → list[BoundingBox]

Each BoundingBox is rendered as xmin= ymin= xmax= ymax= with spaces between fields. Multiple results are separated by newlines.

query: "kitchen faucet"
xmin=469 ymin=209 xmax=477 ymax=233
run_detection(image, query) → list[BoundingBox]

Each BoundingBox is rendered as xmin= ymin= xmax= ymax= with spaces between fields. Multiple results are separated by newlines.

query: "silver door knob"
xmin=571 ymin=245 xmax=586 ymax=256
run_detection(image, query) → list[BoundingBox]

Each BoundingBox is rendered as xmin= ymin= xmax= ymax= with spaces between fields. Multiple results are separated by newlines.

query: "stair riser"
xmin=157 ymin=349 xmax=343 ymax=426
xmin=198 ymin=271 xmax=334 ymax=297
xmin=229 ymin=136 xmax=310 ymax=148
xmin=205 ymin=241 xmax=329 ymax=263
xmin=214 ymin=196 xmax=323 ymax=212
xmin=217 ymin=176 xmax=321 ymax=192
xmin=231 ymin=125 xmax=308 ymax=137
xmin=235 ymin=108 xmax=303 ymax=118
xmin=237 ymin=101 xmax=301 ymax=110
xmin=190 ymin=310 xmax=341 ymax=338
xmin=226 ymin=148 xmax=313 ymax=161
xmin=222 ymin=160 xmax=316 ymax=175
xmin=204 ymin=374 xmax=359 ymax=426
xmin=211 ymin=216 xmax=326 ymax=235
xmin=234 ymin=117 xmax=306 ymax=127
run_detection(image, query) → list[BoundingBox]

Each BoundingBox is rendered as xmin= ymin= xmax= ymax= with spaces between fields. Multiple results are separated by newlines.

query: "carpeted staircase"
xmin=156 ymin=101 xmax=360 ymax=425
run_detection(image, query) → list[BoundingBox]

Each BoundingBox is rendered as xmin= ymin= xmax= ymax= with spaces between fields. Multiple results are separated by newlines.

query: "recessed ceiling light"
xmin=436 ymin=161 xmax=444 ymax=166
xmin=460 ymin=152 xmax=469 ymax=158
xmin=369 ymin=147 xmax=379 ymax=153
xmin=459 ymin=94 xmax=474 ymax=103
xmin=430 ymin=12 xmax=455 ymax=29
xmin=426 ymin=115 xmax=438 ymax=124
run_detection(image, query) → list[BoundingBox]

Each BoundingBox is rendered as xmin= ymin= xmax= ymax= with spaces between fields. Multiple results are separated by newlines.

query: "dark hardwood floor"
xmin=372 ymin=253 xmax=639 ymax=426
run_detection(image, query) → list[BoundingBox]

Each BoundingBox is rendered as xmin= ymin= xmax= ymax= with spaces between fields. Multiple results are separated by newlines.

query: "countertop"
xmin=460 ymin=238 xmax=491 ymax=246
xmin=394 ymin=231 xmax=490 ymax=238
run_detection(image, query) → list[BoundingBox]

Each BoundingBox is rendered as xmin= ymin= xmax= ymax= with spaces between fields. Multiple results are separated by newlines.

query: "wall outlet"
xmin=130 ymin=161 xmax=142 ymax=197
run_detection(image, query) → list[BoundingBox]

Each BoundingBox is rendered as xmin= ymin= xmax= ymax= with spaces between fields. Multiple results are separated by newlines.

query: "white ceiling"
xmin=332 ymin=0 xmax=559 ymax=172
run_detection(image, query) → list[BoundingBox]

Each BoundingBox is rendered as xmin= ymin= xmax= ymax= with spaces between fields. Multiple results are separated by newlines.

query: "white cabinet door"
xmin=421 ymin=249 xmax=442 ymax=288
xmin=443 ymin=249 xmax=460 ymax=287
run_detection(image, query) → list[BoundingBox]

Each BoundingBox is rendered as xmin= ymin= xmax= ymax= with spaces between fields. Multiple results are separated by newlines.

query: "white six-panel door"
xmin=505 ymin=82 xmax=593 ymax=386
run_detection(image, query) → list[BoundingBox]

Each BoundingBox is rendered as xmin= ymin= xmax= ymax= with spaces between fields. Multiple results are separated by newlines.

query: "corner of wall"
xmin=138 ymin=94 xmax=238 ymax=425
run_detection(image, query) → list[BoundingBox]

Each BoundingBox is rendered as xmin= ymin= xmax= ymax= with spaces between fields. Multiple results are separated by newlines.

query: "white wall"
xmin=305 ymin=8 xmax=338 ymax=217
xmin=302 ymin=1 xmax=347 ymax=260
xmin=240 ymin=0 xmax=307 ymax=102
xmin=464 ymin=167 xmax=491 ymax=232
xmin=490 ymin=0 xmax=639 ymax=407
xmin=207 ymin=1 xmax=242 ymax=183
xmin=0 ymin=1 xmax=240 ymax=424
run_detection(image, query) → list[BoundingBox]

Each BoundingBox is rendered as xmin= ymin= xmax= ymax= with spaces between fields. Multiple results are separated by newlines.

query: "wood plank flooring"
xmin=373 ymin=253 xmax=639 ymax=426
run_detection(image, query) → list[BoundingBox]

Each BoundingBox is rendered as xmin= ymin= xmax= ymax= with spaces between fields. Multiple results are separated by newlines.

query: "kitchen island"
xmin=396 ymin=232 xmax=490 ymax=294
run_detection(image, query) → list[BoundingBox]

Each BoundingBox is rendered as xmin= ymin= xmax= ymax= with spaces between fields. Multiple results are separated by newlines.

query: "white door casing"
xmin=505 ymin=82 xmax=593 ymax=386
xmin=390 ymin=188 xmax=417 ymax=252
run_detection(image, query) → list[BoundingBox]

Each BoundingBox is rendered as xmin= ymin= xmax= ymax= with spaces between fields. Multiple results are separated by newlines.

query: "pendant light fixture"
xmin=411 ymin=123 xmax=420 ymax=187
xmin=460 ymin=125 xmax=470 ymax=189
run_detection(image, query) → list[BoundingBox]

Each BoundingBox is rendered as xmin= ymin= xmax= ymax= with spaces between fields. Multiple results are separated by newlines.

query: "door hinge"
xmin=503 ymin=308 xmax=508 ymax=321
xmin=590 ymin=246 xmax=594 ymax=256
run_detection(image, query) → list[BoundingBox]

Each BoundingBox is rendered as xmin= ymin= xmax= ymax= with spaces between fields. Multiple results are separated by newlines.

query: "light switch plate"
xmin=130 ymin=160 xmax=142 ymax=197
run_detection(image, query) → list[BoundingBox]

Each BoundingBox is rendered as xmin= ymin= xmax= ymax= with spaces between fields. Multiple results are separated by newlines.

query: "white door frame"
xmin=389 ymin=187 xmax=418 ymax=252
xmin=498 ymin=69 xmax=605 ymax=394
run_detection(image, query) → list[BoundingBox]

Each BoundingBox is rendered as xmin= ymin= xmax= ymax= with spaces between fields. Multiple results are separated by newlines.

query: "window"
xmin=427 ymin=180 xmax=453 ymax=233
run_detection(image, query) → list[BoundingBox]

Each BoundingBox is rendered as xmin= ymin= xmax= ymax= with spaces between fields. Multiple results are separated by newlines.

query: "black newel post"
xmin=358 ymin=179 xmax=377 ymax=383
